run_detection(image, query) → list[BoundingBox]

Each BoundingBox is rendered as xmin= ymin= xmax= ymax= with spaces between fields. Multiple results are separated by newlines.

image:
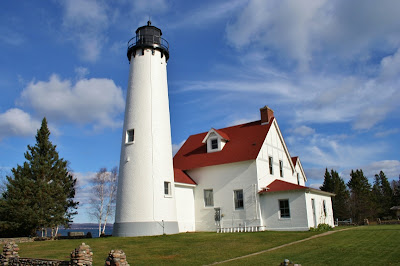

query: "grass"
xmin=16 ymin=225 xmax=400 ymax=265
xmin=227 ymin=225 xmax=400 ymax=265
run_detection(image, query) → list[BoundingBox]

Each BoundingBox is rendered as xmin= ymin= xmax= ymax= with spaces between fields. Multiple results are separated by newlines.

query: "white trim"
xmin=174 ymin=182 xmax=196 ymax=188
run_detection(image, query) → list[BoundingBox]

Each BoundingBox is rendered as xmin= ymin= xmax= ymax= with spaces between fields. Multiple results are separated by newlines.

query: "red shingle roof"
xmin=173 ymin=119 xmax=274 ymax=170
xmin=259 ymin=179 xmax=335 ymax=196
xmin=174 ymin=168 xmax=196 ymax=185
xmin=214 ymin=128 xmax=230 ymax=141
xmin=259 ymin=179 xmax=306 ymax=193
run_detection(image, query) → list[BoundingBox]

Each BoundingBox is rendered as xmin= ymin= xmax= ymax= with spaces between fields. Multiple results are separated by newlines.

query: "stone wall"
xmin=0 ymin=242 xmax=130 ymax=266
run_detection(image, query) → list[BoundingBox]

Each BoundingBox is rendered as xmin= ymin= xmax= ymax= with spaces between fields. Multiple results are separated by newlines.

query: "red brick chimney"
xmin=260 ymin=106 xmax=274 ymax=124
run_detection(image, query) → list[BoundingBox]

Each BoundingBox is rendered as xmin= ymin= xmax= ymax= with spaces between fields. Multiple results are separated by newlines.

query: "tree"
xmin=0 ymin=118 xmax=78 ymax=237
xmin=89 ymin=166 xmax=118 ymax=237
xmin=347 ymin=169 xmax=372 ymax=224
xmin=372 ymin=171 xmax=393 ymax=218
xmin=320 ymin=168 xmax=333 ymax=192
xmin=392 ymin=175 xmax=400 ymax=206
xmin=320 ymin=169 xmax=350 ymax=220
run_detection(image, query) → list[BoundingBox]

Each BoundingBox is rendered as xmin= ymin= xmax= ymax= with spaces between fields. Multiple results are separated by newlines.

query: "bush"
xmin=309 ymin=223 xmax=333 ymax=232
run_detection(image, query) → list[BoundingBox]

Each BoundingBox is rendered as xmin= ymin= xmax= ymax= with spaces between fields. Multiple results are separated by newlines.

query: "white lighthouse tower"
xmin=113 ymin=21 xmax=179 ymax=236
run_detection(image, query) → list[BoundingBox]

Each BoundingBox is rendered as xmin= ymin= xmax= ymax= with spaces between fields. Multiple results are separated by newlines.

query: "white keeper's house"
xmin=173 ymin=106 xmax=335 ymax=232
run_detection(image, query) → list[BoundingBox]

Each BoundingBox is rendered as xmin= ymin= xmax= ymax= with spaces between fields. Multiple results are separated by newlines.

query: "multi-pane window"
xmin=204 ymin=189 xmax=214 ymax=207
xmin=234 ymin=189 xmax=244 ymax=209
xmin=268 ymin=156 xmax=273 ymax=175
xmin=164 ymin=181 xmax=171 ymax=196
xmin=211 ymin=139 xmax=218 ymax=150
xmin=126 ymin=129 xmax=134 ymax=143
xmin=297 ymin=173 xmax=300 ymax=185
xmin=279 ymin=199 xmax=290 ymax=218
xmin=279 ymin=160 xmax=283 ymax=177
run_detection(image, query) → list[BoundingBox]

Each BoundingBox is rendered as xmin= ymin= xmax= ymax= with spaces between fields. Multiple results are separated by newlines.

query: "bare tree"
xmin=89 ymin=167 xmax=118 ymax=237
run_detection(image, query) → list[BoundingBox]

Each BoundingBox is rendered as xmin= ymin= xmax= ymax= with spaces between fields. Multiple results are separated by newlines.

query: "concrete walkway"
xmin=207 ymin=228 xmax=355 ymax=265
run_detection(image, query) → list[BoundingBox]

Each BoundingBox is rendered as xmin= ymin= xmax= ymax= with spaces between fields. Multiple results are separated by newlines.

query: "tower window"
xmin=164 ymin=181 xmax=171 ymax=196
xmin=126 ymin=129 xmax=134 ymax=143
xmin=269 ymin=156 xmax=273 ymax=175
xmin=211 ymin=139 xmax=218 ymax=150
xmin=234 ymin=189 xmax=244 ymax=209
xmin=279 ymin=160 xmax=283 ymax=177
xmin=204 ymin=189 xmax=214 ymax=207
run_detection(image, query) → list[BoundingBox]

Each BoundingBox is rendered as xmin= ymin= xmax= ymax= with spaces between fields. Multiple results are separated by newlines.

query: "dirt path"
xmin=206 ymin=227 xmax=355 ymax=265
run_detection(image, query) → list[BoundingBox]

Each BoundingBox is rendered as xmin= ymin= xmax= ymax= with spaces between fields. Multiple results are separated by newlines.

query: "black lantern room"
xmin=127 ymin=21 xmax=169 ymax=62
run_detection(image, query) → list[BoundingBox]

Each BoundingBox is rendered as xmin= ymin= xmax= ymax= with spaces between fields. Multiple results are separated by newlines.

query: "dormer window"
xmin=202 ymin=128 xmax=230 ymax=153
xmin=211 ymin=139 xmax=218 ymax=150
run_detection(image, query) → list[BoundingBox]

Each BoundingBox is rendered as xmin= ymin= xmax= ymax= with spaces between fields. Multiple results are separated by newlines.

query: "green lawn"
xmin=16 ymin=225 xmax=400 ymax=265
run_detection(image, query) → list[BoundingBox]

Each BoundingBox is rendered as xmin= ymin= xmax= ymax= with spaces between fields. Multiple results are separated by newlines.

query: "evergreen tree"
xmin=331 ymin=170 xmax=350 ymax=220
xmin=1 ymin=118 xmax=78 ymax=237
xmin=320 ymin=168 xmax=333 ymax=192
xmin=392 ymin=175 xmax=400 ymax=206
xmin=320 ymin=169 xmax=350 ymax=220
xmin=372 ymin=171 xmax=393 ymax=218
xmin=347 ymin=169 xmax=372 ymax=224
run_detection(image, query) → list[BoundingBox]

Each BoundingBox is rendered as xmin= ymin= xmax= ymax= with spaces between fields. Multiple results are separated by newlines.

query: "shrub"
xmin=309 ymin=223 xmax=333 ymax=232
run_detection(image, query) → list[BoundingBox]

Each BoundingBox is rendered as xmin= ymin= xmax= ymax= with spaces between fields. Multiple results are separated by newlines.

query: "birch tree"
xmin=89 ymin=167 xmax=118 ymax=237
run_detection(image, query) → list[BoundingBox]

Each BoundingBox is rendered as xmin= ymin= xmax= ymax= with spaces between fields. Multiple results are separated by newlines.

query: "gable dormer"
xmin=202 ymin=128 xmax=229 ymax=153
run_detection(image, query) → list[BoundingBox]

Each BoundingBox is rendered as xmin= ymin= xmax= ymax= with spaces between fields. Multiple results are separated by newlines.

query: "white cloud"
xmin=168 ymin=0 xmax=246 ymax=29
xmin=75 ymin=67 xmax=90 ymax=79
xmin=60 ymin=0 xmax=110 ymax=62
xmin=226 ymin=0 xmax=400 ymax=70
xmin=374 ymin=128 xmax=400 ymax=138
xmin=289 ymin=126 xmax=315 ymax=137
xmin=357 ymin=160 xmax=400 ymax=180
xmin=130 ymin=0 xmax=168 ymax=14
xmin=19 ymin=74 xmax=124 ymax=129
xmin=0 ymin=108 xmax=40 ymax=140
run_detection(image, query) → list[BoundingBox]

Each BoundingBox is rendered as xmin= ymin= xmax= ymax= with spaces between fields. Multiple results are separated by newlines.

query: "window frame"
xmin=323 ymin=200 xmax=327 ymax=216
xmin=164 ymin=181 xmax=171 ymax=196
xmin=234 ymin=189 xmax=244 ymax=210
xmin=279 ymin=199 xmax=290 ymax=218
xmin=210 ymin=138 xmax=218 ymax=150
xmin=297 ymin=173 xmax=300 ymax=185
xmin=126 ymin=129 xmax=135 ymax=143
xmin=204 ymin=189 xmax=214 ymax=207
xmin=279 ymin=160 xmax=283 ymax=177
xmin=268 ymin=156 xmax=273 ymax=175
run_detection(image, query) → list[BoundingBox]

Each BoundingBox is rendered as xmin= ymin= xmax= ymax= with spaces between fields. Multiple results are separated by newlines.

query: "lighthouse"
xmin=113 ymin=21 xmax=179 ymax=236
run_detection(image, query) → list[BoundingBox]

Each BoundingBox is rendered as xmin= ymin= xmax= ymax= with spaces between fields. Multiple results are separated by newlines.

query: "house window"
xmin=126 ymin=129 xmax=134 ymax=143
xmin=164 ymin=181 xmax=171 ymax=196
xmin=268 ymin=156 xmax=273 ymax=175
xmin=323 ymin=200 xmax=327 ymax=216
xmin=211 ymin=139 xmax=218 ymax=150
xmin=279 ymin=160 xmax=283 ymax=177
xmin=279 ymin=199 xmax=290 ymax=218
xmin=297 ymin=173 xmax=300 ymax=185
xmin=204 ymin=189 xmax=214 ymax=207
xmin=234 ymin=190 xmax=244 ymax=209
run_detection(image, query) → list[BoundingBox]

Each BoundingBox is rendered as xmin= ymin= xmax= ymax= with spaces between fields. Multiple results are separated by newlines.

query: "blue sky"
xmin=1 ymin=0 xmax=399 ymax=223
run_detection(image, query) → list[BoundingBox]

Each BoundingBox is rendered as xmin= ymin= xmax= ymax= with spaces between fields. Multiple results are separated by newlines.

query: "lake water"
xmin=39 ymin=223 xmax=113 ymax=238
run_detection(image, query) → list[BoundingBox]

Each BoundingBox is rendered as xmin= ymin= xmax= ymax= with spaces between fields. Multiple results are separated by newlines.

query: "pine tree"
xmin=330 ymin=170 xmax=350 ymax=220
xmin=320 ymin=169 xmax=350 ymax=220
xmin=1 ymin=118 xmax=78 ymax=237
xmin=320 ymin=168 xmax=333 ymax=192
xmin=372 ymin=171 xmax=393 ymax=218
xmin=347 ymin=169 xmax=372 ymax=224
